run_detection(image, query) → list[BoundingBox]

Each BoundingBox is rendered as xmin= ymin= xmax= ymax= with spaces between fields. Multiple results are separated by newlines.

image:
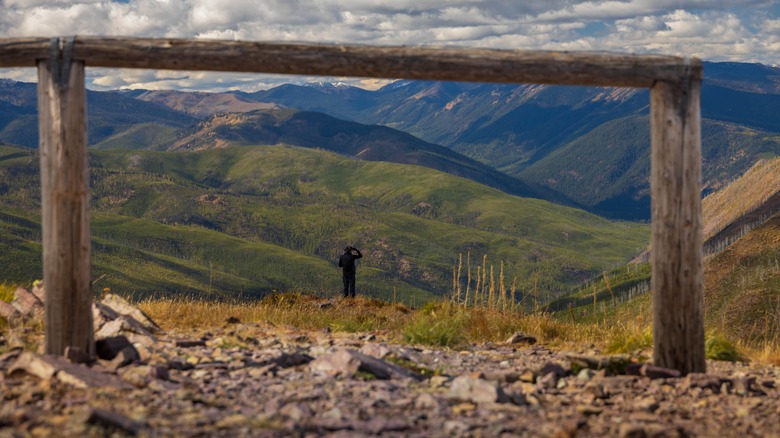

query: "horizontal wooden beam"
xmin=0 ymin=37 xmax=701 ymax=88
xmin=0 ymin=37 xmax=50 ymax=67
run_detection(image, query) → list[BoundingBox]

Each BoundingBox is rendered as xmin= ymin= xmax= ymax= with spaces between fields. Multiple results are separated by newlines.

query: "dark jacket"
xmin=338 ymin=249 xmax=362 ymax=274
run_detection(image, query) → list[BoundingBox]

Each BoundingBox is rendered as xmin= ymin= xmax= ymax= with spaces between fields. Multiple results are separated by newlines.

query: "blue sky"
xmin=1 ymin=0 xmax=778 ymax=91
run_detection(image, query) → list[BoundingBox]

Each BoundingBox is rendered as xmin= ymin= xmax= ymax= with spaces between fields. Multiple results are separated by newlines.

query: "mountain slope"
xmin=0 ymin=145 xmax=648 ymax=300
xmin=519 ymin=116 xmax=780 ymax=219
xmin=133 ymin=90 xmax=280 ymax=118
xmin=703 ymin=211 xmax=780 ymax=345
xmin=550 ymin=156 xmax=780 ymax=346
xmin=702 ymin=157 xmax=780 ymax=241
xmin=161 ymin=108 xmax=575 ymax=206
xmin=0 ymin=80 xmax=197 ymax=148
xmin=233 ymin=62 xmax=780 ymax=219
xmin=3 ymin=61 xmax=778 ymax=220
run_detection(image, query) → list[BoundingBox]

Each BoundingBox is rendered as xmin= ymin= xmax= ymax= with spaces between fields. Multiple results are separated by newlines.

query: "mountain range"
xmin=3 ymin=61 xmax=778 ymax=219
xmin=0 ymin=61 xmax=777 ymax=302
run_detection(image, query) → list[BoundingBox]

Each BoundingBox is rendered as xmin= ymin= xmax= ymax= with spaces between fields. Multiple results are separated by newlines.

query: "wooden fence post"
xmin=37 ymin=38 xmax=94 ymax=358
xmin=650 ymin=66 xmax=705 ymax=374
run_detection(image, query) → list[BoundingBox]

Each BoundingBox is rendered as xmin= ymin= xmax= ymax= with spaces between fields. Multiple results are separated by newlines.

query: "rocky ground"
xmin=1 ymin=290 xmax=780 ymax=437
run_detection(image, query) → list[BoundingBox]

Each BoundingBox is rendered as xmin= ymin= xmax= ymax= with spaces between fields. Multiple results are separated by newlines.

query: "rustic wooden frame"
xmin=0 ymin=36 xmax=705 ymax=373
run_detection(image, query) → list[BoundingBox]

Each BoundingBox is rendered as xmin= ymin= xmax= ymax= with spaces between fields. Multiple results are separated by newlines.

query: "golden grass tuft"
xmin=138 ymin=292 xmax=414 ymax=333
xmin=0 ymin=282 xmax=16 ymax=303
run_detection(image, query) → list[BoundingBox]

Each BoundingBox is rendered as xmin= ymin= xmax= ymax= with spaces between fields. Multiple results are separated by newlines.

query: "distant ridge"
xmin=160 ymin=108 xmax=578 ymax=207
xmin=135 ymin=90 xmax=280 ymax=118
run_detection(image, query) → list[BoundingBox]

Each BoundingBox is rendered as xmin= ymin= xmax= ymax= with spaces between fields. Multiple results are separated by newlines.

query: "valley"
xmin=0 ymin=144 xmax=648 ymax=302
xmin=0 ymin=60 xmax=777 ymax=315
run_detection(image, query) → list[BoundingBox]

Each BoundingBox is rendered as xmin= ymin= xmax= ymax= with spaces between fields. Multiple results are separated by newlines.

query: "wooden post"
xmin=650 ymin=68 xmax=705 ymax=374
xmin=37 ymin=38 xmax=94 ymax=358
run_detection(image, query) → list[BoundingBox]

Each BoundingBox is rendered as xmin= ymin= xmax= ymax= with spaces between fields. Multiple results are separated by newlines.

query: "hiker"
xmin=338 ymin=246 xmax=362 ymax=298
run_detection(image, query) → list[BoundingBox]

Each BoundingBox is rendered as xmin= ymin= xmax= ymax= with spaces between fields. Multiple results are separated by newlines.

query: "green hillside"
xmin=159 ymin=108 xmax=573 ymax=206
xmin=0 ymin=145 xmax=648 ymax=302
xmin=92 ymin=123 xmax=180 ymax=150
xmin=520 ymin=116 xmax=780 ymax=219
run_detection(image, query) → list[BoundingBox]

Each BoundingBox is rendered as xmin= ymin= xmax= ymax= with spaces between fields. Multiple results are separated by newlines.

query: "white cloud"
xmin=0 ymin=0 xmax=777 ymax=91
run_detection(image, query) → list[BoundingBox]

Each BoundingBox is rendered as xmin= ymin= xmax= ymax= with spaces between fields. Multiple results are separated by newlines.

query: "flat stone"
xmin=310 ymin=348 xmax=420 ymax=380
xmin=639 ymin=364 xmax=681 ymax=379
xmin=9 ymin=351 xmax=129 ymax=389
xmin=414 ymin=393 xmax=439 ymax=409
xmin=506 ymin=331 xmax=537 ymax=345
xmin=87 ymin=408 xmax=143 ymax=435
xmin=11 ymin=287 xmax=43 ymax=317
xmin=106 ymin=346 xmax=141 ymax=370
xmin=31 ymin=282 xmax=45 ymax=302
xmin=363 ymin=418 xmax=411 ymax=434
xmin=0 ymin=348 xmax=23 ymax=370
xmin=149 ymin=365 xmax=169 ymax=380
xmin=682 ymin=373 xmax=722 ymax=392
xmin=273 ymin=351 xmax=313 ymax=368
xmin=175 ymin=339 xmax=207 ymax=348
xmin=95 ymin=316 xmax=156 ymax=346
xmin=359 ymin=342 xmax=392 ymax=359
xmin=101 ymin=294 xmax=160 ymax=333
xmin=8 ymin=351 xmax=62 ymax=379
xmin=577 ymin=368 xmax=597 ymax=381
xmin=57 ymin=363 xmax=131 ymax=389
xmin=576 ymin=405 xmax=603 ymax=415
xmin=618 ymin=422 xmax=647 ymax=438
xmin=280 ymin=402 xmax=313 ymax=422
xmin=0 ymin=300 xmax=21 ymax=322
xmin=539 ymin=362 xmax=568 ymax=378
xmin=96 ymin=336 xmax=135 ymax=360
xmin=92 ymin=302 xmax=120 ymax=331
xmin=448 ymin=375 xmax=509 ymax=403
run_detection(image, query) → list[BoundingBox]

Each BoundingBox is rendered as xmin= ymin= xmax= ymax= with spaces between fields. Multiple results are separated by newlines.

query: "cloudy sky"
xmin=1 ymin=0 xmax=779 ymax=91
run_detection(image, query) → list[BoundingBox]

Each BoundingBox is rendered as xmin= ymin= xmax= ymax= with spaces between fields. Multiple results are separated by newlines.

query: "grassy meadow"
xmin=0 ymin=144 xmax=648 ymax=302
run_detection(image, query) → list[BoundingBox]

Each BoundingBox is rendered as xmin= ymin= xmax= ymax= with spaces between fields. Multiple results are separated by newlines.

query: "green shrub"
xmin=605 ymin=324 xmax=652 ymax=354
xmin=402 ymin=300 xmax=466 ymax=348
xmin=705 ymin=333 xmax=747 ymax=362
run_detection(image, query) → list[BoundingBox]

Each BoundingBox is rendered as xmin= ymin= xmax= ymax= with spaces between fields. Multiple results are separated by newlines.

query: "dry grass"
xmin=702 ymin=156 xmax=780 ymax=240
xmin=0 ymin=282 xmax=16 ymax=303
xmin=2 ymin=288 xmax=774 ymax=364
xmin=138 ymin=292 xmax=414 ymax=333
xmin=138 ymin=292 xmax=775 ymax=364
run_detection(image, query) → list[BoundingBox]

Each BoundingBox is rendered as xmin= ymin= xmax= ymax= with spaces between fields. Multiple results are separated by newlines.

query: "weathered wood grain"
xmin=1 ymin=37 xmax=700 ymax=87
xmin=0 ymin=37 xmax=50 ymax=67
xmin=38 ymin=59 xmax=95 ymax=359
xmin=650 ymin=79 xmax=705 ymax=375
